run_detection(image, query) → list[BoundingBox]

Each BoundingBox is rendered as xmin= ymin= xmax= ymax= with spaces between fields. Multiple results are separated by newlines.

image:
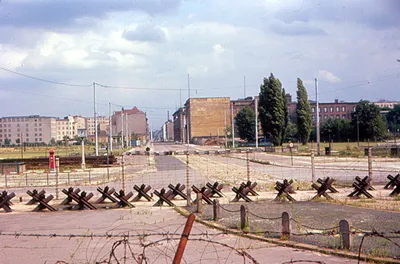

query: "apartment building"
xmin=0 ymin=115 xmax=57 ymax=145
xmin=112 ymin=107 xmax=148 ymax=143
xmin=288 ymin=98 xmax=357 ymax=123
xmin=56 ymin=115 xmax=88 ymax=141
xmin=372 ymin=100 xmax=400 ymax=109
xmin=173 ymin=107 xmax=186 ymax=143
xmin=87 ymin=116 xmax=109 ymax=136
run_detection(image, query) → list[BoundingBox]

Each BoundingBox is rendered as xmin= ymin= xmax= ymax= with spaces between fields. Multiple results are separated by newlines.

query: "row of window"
xmin=312 ymin=115 xmax=347 ymax=121
xmin=0 ymin=138 xmax=43 ymax=142
xmin=0 ymin=128 xmax=42 ymax=132
xmin=0 ymin=123 xmax=42 ymax=128
xmin=0 ymin=133 xmax=42 ymax=137
xmin=0 ymin=118 xmax=42 ymax=122
xmin=311 ymin=106 xmax=355 ymax=113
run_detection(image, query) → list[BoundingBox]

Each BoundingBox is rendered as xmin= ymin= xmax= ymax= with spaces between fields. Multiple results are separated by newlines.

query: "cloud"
xmin=274 ymin=0 xmax=400 ymax=30
xmin=270 ymin=21 xmax=327 ymax=36
xmin=318 ymin=70 xmax=341 ymax=83
xmin=123 ymin=24 xmax=167 ymax=43
xmin=0 ymin=0 xmax=181 ymax=31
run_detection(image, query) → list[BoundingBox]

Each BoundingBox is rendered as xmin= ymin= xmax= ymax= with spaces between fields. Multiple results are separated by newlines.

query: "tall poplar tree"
xmin=282 ymin=87 xmax=289 ymax=143
xmin=296 ymin=78 xmax=312 ymax=144
xmin=258 ymin=73 xmax=284 ymax=146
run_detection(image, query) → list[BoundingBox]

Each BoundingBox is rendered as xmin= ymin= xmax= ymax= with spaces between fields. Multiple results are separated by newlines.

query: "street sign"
xmin=289 ymin=142 xmax=294 ymax=148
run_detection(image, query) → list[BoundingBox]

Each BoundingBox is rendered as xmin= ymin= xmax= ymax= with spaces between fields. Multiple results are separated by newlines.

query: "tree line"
xmin=235 ymin=73 xmax=400 ymax=145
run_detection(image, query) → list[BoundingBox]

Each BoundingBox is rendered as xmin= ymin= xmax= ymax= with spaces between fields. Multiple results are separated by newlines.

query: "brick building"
xmin=288 ymin=98 xmax=357 ymax=124
xmin=112 ymin=107 xmax=149 ymax=144
xmin=173 ymin=107 xmax=186 ymax=143
xmin=185 ymin=97 xmax=231 ymax=143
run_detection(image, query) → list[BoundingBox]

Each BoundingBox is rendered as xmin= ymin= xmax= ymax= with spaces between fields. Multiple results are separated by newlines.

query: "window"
xmin=353 ymin=107 xmax=356 ymax=111
xmin=39 ymin=133 xmax=42 ymax=136
xmin=330 ymin=107 xmax=334 ymax=112
xmin=17 ymin=124 xmax=20 ymax=127
xmin=0 ymin=124 xmax=2 ymax=127
xmin=17 ymin=133 xmax=20 ymax=137
xmin=323 ymin=107 xmax=327 ymax=113
xmin=35 ymin=138 xmax=38 ymax=142
xmin=312 ymin=107 xmax=315 ymax=113
xmin=0 ymin=129 xmax=1 ymax=132
xmin=39 ymin=138 xmax=42 ymax=141
xmin=17 ymin=129 xmax=20 ymax=132
xmin=12 ymin=118 xmax=15 ymax=122
xmin=0 ymin=135 xmax=2 ymax=138
xmin=324 ymin=115 xmax=328 ymax=120
xmin=26 ymin=138 xmax=29 ymax=142
xmin=26 ymin=133 xmax=29 ymax=137
xmin=342 ymin=115 xmax=346 ymax=119
xmin=8 ymin=134 xmax=11 ymax=137
xmin=336 ymin=106 xmax=340 ymax=112
xmin=34 ymin=123 xmax=37 ymax=127
xmin=34 ymin=128 xmax=37 ymax=132
xmin=39 ymin=123 xmax=42 ymax=126
xmin=39 ymin=128 xmax=42 ymax=131
xmin=35 ymin=133 xmax=37 ymax=136
xmin=342 ymin=106 xmax=346 ymax=112
xmin=8 ymin=129 xmax=11 ymax=132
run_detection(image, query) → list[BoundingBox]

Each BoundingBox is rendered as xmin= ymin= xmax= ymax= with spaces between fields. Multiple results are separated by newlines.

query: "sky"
xmin=0 ymin=0 xmax=399 ymax=129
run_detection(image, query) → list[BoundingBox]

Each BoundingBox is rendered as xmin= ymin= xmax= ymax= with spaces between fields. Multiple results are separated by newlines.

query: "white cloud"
xmin=318 ymin=70 xmax=341 ymax=83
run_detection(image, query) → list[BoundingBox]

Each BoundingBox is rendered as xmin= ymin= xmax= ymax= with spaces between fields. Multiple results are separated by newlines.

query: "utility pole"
xmin=231 ymin=104 xmax=235 ymax=148
xmin=244 ymin=76 xmax=246 ymax=98
xmin=224 ymin=110 xmax=227 ymax=149
xmin=125 ymin=111 xmax=129 ymax=148
xmin=315 ymin=78 xmax=320 ymax=155
xmin=357 ymin=113 xmax=360 ymax=147
xmin=93 ymin=82 xmax=98 ymax=156
xmin=186 ymin=74 xmax=191 ymax=147
xmin=121 ymin=108 xmax=124 ymax=151
xmin=255 ymin=96 xmax=258 ymax=149
xmin=109 ymin=103 xmax=113 ymax=153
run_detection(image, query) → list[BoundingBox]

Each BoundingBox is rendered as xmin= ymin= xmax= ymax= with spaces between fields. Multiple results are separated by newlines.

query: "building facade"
xmin=371 ymin=100 xmax=400 ymax=109
xmin=185 ymin=97 xmax=231 ymax=143
xmin=173 ymin=107 xmax=186 ymax=143
xmin=87 ymin=116 xmax=109 ymax=136
xmin=112 ymin=107 xmax=148 ymax=144
xmin=0 ymin=115 xmax=57 ymax=145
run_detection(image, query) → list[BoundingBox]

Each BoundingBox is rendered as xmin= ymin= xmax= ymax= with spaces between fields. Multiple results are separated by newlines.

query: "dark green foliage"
xmin=235 ymin=106 xmax=256 ymax=142
xmin=296 ymin=78 xmax=312 ymax=144
xmin=320 ymin=118 xmax=352 ymax=142
xmin=386 ymin=104 xmax=400 ymax=133
xmin=351 ymin=100 xmax=387 ymax=141
xmin=282 ymin=88 xmax=289 ymax=143
xmin=258 ymin=73 xmax=285 ymax=146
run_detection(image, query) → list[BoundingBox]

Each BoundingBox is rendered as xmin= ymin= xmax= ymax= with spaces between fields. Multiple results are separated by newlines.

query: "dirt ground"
xmin=193 ymin=200 xmax=400 ymax=260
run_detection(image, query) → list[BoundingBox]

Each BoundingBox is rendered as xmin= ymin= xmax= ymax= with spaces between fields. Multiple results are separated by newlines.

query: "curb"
xmin=174 ymin=206 xmax=400 ymax=264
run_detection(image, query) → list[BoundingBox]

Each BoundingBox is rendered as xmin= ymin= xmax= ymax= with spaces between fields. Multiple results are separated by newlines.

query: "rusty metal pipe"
xmin=173 ymin=213 xmax=196 ymax=264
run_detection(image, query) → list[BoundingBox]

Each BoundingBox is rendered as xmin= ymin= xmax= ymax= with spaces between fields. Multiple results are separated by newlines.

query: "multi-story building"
xmin=288 ymin=98 xmax=357 ymax=124
xmin=87 ymin=116 xmax=109 ymax=136
xmin=0 ymin=115 xmax=57 ymax=145
xmin=112 ymin=107 xmax=148 ymax=144
xmin=173 ymin=107 xmax=186 ymax=143
xmin=185 ymin=97 xmax=231 ymax=143
xmin=231 ymin=97 xmax=254 ymax=118
xmin=161 ymin=120 xmax=174 ymax=141
xmin=56 ymin=115 xmax=89 ymax=141
xmin=372 ymin=100 xmax=400 ymax=109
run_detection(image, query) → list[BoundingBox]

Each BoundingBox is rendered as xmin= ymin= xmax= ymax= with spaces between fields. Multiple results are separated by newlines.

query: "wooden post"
xmin=281 ymin=212 xmax=290 ymax=240
xmin=173 ymin=213 xmax=196 ymax=264
xmin=25 ymin=173 xmax=28 ymax=186
xmin=213 ymin=199 xmax=220 ymax=221
xmin=196 ymin=193 xmax=203 ymax=213
xmin=4 ymin=173 xmax=7 ymax=188
xmin=240 ymin=205 xmax=248 ymax=230
xmin=246 ymin=151 xmax=250 ymax=182
xmin=46 ymin=173 xmax=49 ymax=186
xmin=339 ymin=219 xmax=351 ymax=249
xmin=67 ymin=172 xmax=70 ymax=185
xmin=368 ymin=147 xmax=373 ymax=185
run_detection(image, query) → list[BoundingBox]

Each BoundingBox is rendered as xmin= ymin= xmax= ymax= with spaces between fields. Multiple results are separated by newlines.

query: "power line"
xmin=0 ymin=66 xmax=92 ymax=87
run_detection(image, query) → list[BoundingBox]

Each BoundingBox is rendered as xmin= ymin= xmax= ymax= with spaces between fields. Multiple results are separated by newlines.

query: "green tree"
xmin=16 ymin=138 xmax=20 ymax=144
xmin=4 ymin=138 xmax=11 ymax=146
xmin=351 ymin=100 xmax=387 ymax=141
xmin=286 ymin=121 xmax=298 ymax=142
xmin=386 ymin=104 xmax=400 ymax=134
xmin=258 ymin=73 xmax=285 ymax=146
xmin=281 ymin=88 xmax=289 ymax=143
xmin=320 ymin=118 xmax=352 ymax=142
xmin=235 ymin=106 xmax=256 ymax=142
xmin=296 ymin=78 xmax=312 ymax=144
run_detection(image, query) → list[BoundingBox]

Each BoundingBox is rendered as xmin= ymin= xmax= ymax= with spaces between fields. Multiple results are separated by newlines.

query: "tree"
xmin=258 ymin=73 xmax=285 ymax=146
xmin=49 ymin=138 xmax=56 ymax=146
xmin=351 ymin=100 xmax=387 ymax=141
xmin=386 ymin=104 xmax=400 ymax=134
xmin=63 ymin=135 xmax=70 ymax=146
xmin=15 ymin=138 xmax=20 ymax=144
xmin=235 ymin=106 xmax=256 ymax=142
xmin=281 ymin=88 xmax=289 ymax=143
xmin=4 ymin=138 xmax=11 ymax=146
xmin=320 ymin=118 xmax=352 ymax=142
xmin=296 ymin=78 xmax=312 ymax=144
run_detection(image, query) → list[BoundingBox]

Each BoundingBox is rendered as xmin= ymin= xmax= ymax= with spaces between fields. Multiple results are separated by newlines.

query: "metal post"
xmin=186 ymin=74 xmax=191 ymax=146
xmin=231 ymin=104 xmax=235 ymax=148
xmin=315 ymin=78 xmax=320 ymax=155
xmin=311 ymin=150 xmax=316 ymax=183
xmin=81 ymin=140 xmax=86 ymax=170
xmin=246 ymin=151 xmax=250 ymax=182
xmin=224 ymin=110 xmax=227 ymax=149
xmin=255 ymin=96 xmax=258 ymax=149
xmin=196 ymin=193 xmax=203 ymax=213
xmin=368 ymin=147 xmax=373 ymax=184
xmin=55 ymin=157 xmax=60 ymax=200
xmin=109 ymin=103 xmax=113 ymax=153
xmin=121 ymin=108 xmax=124 ymax=151
xmin=213 ymin=199 xmax=220 ymax=221
xmin=4 ymin=174 xmax=7 ymax=188
xmin=357 ymin=114 xmax=360 ymax=148
xmin=125 ymin=110 xmax=129 ymax=149
xmin=93 ymin=82 xmax=98 ymax=156
xmin=121 ymin=154 xmax=125 ymax=192
xmin=173 ymin=213 xmax=195 ymax=264
xmin=186 ymin=153 xmax=191 ymax=206
xmin=240 ymin=205 xmax=248 ymax=230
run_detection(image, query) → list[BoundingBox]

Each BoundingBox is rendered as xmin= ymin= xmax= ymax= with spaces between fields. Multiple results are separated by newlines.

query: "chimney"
xmin=334 ymin=99 xmax=339 ymax=104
